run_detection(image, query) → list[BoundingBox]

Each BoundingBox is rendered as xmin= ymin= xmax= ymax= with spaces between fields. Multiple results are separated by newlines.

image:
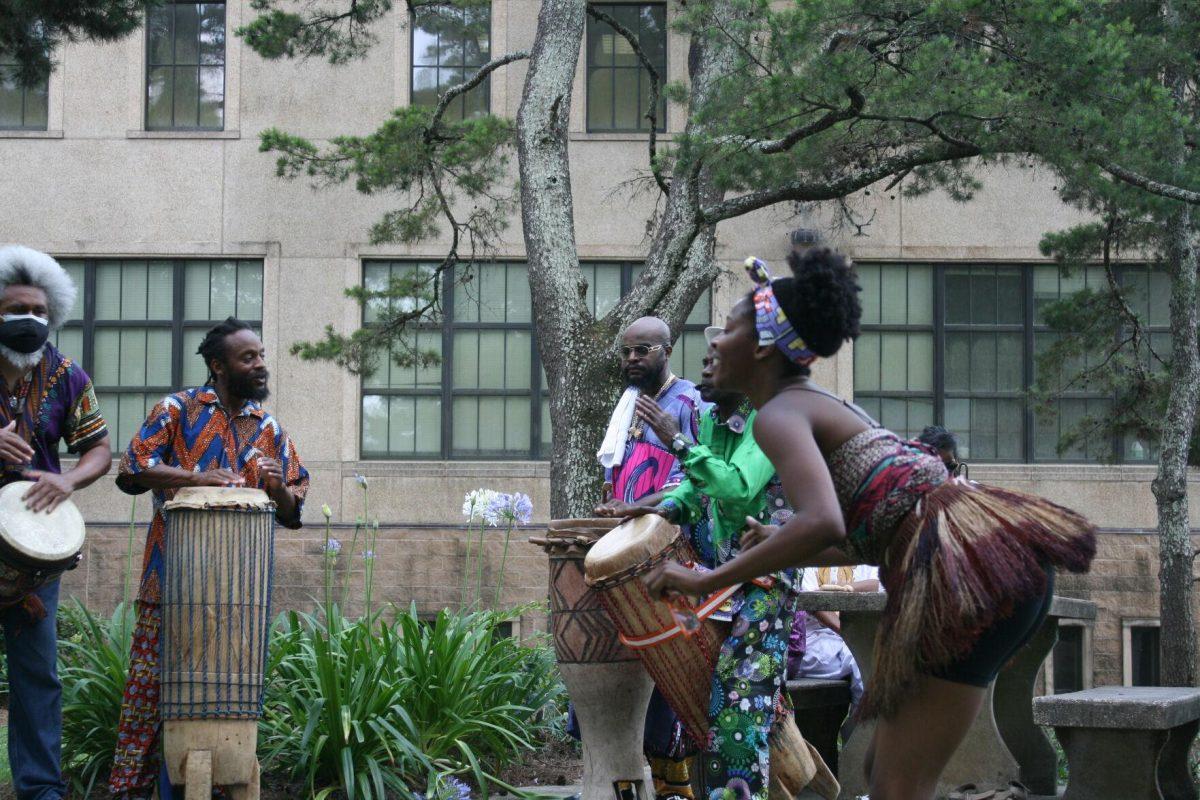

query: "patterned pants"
xmin=702 ymin=584 xmax=794 ymax=800
xmin=109 ymin=599 xmax=163 ymax=798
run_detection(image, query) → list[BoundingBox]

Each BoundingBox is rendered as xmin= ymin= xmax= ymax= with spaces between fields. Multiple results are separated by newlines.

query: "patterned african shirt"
xmin=0 ymin=343 xmax=107 ymax=484
xmin=117 ymin=385 xmax=310 ymax=603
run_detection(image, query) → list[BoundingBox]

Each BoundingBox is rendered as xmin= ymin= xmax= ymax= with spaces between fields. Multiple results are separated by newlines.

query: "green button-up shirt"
xmin=663 ymin=406 xmax=777 ymax=566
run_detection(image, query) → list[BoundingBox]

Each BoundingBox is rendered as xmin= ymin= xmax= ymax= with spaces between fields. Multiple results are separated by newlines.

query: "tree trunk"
xmin=1154 ymin=205 xmax=1199 ymax=687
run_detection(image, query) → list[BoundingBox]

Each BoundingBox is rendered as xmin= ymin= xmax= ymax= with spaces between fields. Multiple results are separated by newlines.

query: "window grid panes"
xmin=586 ymin=3 xmax=667 ymax=132
xmin=145 ymin=1 xmax=226 ymax=130
xmin=411 ymin=3 xmax=491 ymax=121
xmin=0 ymin=52 xmax=48 ymax=130
xmin=363 ymin=260 xmax=711 ymax=460
xmin=1052 ymin=624 xmax=1085 ymax=694
xmin=855 ymin=262 xmax=1168 ymax=463
xmin=1130 ymin=624 xmax=1161 ymax=687
xmin=54 ymin=258 xmax=263 ymax=451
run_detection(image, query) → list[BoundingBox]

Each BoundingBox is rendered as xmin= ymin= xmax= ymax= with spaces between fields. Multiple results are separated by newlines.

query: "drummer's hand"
xmin=592 ymin=501 xmax=652 ymax=520
xmin=740 ymin=517 xmax=778 ymax=551
xmin=635 ymin=396 xmax=681 ymax=444
xmin=21 ymin=470 xmax=75 ymax=513
xmin=644 ymin=560 xmax=708 ymax=600
xmin=258 ymin=457 xmax=285 ymax=494
xmin=193 ymin=469 xmax=246 ymax=488
xmin=0 ymin=420 xmax=33 ymax=465
xmin=818 ymin=583 xmax=855 ymax=592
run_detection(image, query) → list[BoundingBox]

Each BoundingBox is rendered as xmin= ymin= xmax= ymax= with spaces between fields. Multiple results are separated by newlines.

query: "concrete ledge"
xmin=1034 ymin=686 xmax=1200 ymax=730
xmin=0 ymin=129 xmax=63 ymax=139
xmin=1047 ymin=596 xmax=1096 ymax=620
xmin=795 ymin=590 xmax=885 ymax=613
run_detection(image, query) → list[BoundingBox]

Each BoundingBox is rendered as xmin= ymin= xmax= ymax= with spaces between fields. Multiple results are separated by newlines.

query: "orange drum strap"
xmin=618 ymin=583 xmax=742 ymax=649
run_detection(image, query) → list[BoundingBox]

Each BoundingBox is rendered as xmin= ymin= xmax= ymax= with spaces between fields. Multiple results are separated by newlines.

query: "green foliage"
xmin=238 ymin=0 xmax=394 ymax=63
xmin=259 ymin=604 xmax=562 ymax=800
xmin=58 ymin=601 xmax=136 ymax=799
xmin=0 ymin=0 xmax=159 ymax=86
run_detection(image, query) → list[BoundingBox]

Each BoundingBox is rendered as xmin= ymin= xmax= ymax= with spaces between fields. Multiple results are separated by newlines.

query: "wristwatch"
xmin=670 ymin=432 xmax=692 ymax=456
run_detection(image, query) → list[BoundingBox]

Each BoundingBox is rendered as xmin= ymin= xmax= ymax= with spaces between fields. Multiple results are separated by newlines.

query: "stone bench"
xmin=1033 ymin=686 xmax=1200 ymax=800
xmin=787 ymin=678 xmax=852 ymax=776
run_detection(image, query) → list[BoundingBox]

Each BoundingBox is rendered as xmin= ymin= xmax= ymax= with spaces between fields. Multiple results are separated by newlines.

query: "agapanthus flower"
xmin=361 ymin=550 xmax=376 ymax=561
xmin=444 ymin=776 xmax=471 ymax=800
xmin=462 ymin=488 xmax=501 ymax=524
xmin=354 ymin=473 xmax=368 ymax=489
xmin=321 ymin=503 xmax=332 ymax=520
xmin=323 ymin=538 xmax=342 ymax=555
xmin=510 ymin=492 xmax=533 ymax=525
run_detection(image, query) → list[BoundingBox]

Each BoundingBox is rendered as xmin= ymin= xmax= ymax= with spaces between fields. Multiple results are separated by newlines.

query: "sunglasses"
xmin=620 ymin=344 xmax=665 ymax=359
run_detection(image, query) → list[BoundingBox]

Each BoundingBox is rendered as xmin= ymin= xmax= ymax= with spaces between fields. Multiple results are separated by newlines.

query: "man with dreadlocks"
xmin=0 ymin=246 xmax=111 ymax=800
xmin=110 ymin=317 xmax=309 ymax=799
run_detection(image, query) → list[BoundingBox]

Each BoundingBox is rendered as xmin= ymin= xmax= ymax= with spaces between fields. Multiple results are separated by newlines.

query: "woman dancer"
xmin=647 ymin=250 xmax=1095 ymax=800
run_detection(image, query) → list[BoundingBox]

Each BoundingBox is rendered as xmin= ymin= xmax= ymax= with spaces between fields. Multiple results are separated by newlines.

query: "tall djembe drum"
xmin=161 ymin=487 xmax=276 ymax=800
xmin=531 ymin=518 xmax=654 ymax=800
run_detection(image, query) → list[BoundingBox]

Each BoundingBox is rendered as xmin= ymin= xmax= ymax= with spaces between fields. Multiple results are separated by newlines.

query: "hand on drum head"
xmin=0 ymin=420 xmax=33 ymax=465
xmin=644 ymin=559 xmax=708 ymax=601
xmin=192 ymin=468 xmax=246 ymax=488
xmin=21 ymin=470 xmax=75 ymax=513
xmin=740 ymin=517 xmax=779 ymax=551
xmin=593 ymin=500 xmax=656 ymax=519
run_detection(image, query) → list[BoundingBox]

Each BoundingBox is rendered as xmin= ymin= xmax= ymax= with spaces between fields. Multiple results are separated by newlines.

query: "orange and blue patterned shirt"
xmin=117 ymin=385 xmax=309 ymax=603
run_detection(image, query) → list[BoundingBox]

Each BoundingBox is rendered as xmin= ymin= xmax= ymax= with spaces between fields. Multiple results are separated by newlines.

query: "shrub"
xmin=58 ymin=601 xmax=135 ymax=798
xmin=259 ymin=604 xmax=561 ymax=800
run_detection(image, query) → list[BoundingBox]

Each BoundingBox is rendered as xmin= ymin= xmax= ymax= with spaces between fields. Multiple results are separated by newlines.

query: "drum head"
xmin=0 ymin=481 xmax=86 ymax=563
xmin=164 ymin=486 xmax=272 ymax=512
xmin=584 ymin=514 xmax=679 ymax=583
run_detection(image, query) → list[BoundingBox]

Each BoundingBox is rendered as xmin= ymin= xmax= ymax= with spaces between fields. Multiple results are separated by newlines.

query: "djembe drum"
xmin=0 ymin=481 xmax=85 ymax=607
xmin=530 ymin=518 xmax=654 ymax=800
xmin=160 ymin=487 xmax=276 ymax=800
xmin=585 ymin=515 xmax=839 ymax=800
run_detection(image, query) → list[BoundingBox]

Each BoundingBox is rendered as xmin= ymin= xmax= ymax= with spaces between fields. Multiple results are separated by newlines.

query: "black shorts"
xmin=929 ymin=564 xmax=1056 ymax=687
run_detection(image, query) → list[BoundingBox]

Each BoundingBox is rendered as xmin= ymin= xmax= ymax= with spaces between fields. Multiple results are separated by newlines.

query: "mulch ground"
xmin=495 ymin=736 xmax=582 ymax=791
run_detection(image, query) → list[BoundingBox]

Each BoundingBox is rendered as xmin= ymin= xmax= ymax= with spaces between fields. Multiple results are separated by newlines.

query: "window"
xmin=1047 ymin=622 xmax=1091 ymax=695
xmin=54 ymin=258 xmax=263 ymax=450
xmin=586 ymin=3 xmax=667 ymax=132
xmin=146 ymin=2 xmax=226 ymax=130
xmin=1123 ymin=619 xmax=1160 ymax=687
xmin=362 ymin=260 xmax=711 ymax=460
xmin=411 ymin=3 xmax=491 ymax=121
xmin=0 ymin=52 xmax=48 ymax=130
xmin=854 ymin=263 xmax=1169 ymax=462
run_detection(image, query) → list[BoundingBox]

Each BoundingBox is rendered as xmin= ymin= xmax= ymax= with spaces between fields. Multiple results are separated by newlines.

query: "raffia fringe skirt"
xmin=862 ymin=478 xmax=1096 ymax=719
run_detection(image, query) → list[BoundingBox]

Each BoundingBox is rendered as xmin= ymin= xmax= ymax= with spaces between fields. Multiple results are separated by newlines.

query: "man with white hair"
xmin=0 ymin=245 xmax=112 ymax=800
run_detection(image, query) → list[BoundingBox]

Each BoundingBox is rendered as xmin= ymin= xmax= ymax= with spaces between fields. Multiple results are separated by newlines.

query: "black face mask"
xmin=0 ymin=314 xmax=49 ymax=354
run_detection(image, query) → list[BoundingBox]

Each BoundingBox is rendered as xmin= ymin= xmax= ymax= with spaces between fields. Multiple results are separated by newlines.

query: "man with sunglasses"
xmin=591 ymin=316 xmax=703 ymax=800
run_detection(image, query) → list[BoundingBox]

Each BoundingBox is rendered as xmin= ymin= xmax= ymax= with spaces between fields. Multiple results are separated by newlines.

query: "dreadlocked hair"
xmin=197 ymin=317 xmax=255 ymax=383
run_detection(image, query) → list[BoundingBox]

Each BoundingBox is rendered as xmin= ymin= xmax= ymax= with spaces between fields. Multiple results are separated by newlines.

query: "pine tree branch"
xmin=1096 ymin=160 xmax=1200 ymax=205
xmin=717 ymin=87 xmax=865 ymax=155
xmin=427 ymin=50 xmax=531 ymax=134
xmin=699 ymin=142 xmax=981 ymax=223
xmin=585 ymin=5 xmax=669 ymax=195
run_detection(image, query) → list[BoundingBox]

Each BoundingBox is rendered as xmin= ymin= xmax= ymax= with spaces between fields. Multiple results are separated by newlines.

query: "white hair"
xmin=0 ymin=245 xmax=77 ymax=330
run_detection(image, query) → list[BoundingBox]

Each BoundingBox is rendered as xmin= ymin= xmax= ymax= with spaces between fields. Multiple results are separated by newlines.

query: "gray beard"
xmin=0 ymin=343 xmax=46 ymax=373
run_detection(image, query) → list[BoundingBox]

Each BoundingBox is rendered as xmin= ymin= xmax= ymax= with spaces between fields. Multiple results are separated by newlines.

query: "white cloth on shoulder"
xmin=596 ymin=386 xmax=640 ymax=470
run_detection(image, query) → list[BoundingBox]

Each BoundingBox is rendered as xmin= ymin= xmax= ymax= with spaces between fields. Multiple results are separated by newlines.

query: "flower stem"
xmin=494 ymin=522 xmax=514 ymax=607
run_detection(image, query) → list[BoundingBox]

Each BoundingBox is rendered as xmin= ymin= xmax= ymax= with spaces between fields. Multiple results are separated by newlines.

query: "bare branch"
xmin=700 ymin=143 xmax=982 ymax=224
xmin=585 ymin=5 xmax=669 ymax=195
xmin=1097 ymin=160 xmax=1200 ymax=205
xmin=427 ymin=50 xmax=531 ymax=134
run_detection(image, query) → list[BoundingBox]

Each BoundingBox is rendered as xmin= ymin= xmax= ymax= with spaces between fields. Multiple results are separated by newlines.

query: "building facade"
xmin=1 ymin=0 xmax=1196 ymax=690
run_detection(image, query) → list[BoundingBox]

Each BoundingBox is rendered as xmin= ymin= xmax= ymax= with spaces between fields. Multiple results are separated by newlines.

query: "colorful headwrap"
xmin=744 ymin=256 xmax=818 ymax=367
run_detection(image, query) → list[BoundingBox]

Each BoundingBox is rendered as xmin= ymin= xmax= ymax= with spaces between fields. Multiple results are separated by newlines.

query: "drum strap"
xmin=618 ymin=583 xmax=744 ymax=650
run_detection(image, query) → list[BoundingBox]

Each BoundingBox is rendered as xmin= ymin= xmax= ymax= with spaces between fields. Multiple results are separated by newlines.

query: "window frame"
xmin=360 ymin=260 xmax=711 ymax=461
xmin=0 ymin=54 xmax=49 ymax=131
xmin=409 ymin=2 xmax=493 ymax=120
xmin=1122 ymin=617 xmax=1161 ymax=687
xmin=55 ymin=258 xmax=264 ymax=452
xmin=854 ymin=261 xmax=1168 ymax=464
xmin=144 ymin=0 xmax=227 ymax=132
xmin=585 ymin=2 xmax=668 ymax=134
xmin=1043 ymin=619 xmax=1093 ymax=695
